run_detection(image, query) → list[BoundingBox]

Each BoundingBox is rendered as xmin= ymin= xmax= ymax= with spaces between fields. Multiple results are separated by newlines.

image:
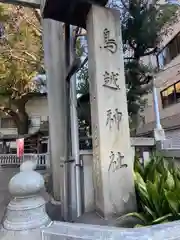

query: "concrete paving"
xmin=0 ymin=166 xmax=19 ymax=223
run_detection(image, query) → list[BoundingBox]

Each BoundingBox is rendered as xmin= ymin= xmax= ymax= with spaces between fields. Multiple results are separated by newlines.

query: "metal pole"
xmin=69 ymin=26 xmax=82 ymax=218
xmin=64 ymin=23 xmax=72 ymax=221
xmin=152 ymin=77 xmax=162 ymax=129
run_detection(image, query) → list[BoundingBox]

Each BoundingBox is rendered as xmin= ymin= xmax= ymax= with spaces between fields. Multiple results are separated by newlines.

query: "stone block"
xmin=41 ymin=221 xmax=180 ymax=240
xmin=86 ymin=5 xmax=136 ymax=218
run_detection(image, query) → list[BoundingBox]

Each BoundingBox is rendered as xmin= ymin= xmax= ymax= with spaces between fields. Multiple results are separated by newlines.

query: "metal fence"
xmin=0 ymin=153 xmax=49 ymax=167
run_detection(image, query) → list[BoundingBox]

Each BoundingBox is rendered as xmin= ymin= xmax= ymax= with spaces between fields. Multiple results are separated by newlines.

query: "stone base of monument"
xmin=0 ymin=160 xmax=51 ymax=240
xmin=75 ymin=211 xmax=140 ymax=228
xmin=45 ymin=198 xmax=62 ymax=221
xmin=43 ymin=173 xmax=62 ymax=221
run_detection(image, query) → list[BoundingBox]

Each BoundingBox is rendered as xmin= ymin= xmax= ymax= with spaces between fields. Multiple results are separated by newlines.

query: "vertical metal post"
xmin=152 ymin=77 xmax=162 ymax=129
xmin=69 ymin=26 xmax=82 ymax=218
xmin=152 ymin=77 xmax=166 ymax=142
xmin=64 ymin=23 xmax=71 ymax=221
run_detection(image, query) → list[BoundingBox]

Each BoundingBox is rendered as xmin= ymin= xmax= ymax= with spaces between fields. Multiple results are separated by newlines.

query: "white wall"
xmin=159 ymin=13 xmax=180 ymax=49
xmin=140 ymin=52 xmax=180 ymax=125
xmin=26 ymin=96 xmax=48 ymax=122
xmin=165 ymin=129 xmax=180 ymax=148
xmin=80 ymin=150 xmax=94 ymax=213
xmin=141 ymin=54 xmax=157 ymax=68
xmin=0 ymin=128 xmax=18 ymax=135
xmin=0 ymin=96 xmax=48 ymax=136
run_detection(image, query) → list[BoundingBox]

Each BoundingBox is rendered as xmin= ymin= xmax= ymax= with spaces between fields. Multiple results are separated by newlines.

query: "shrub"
xmin=119 ymin=153 xmax=180 ymax=227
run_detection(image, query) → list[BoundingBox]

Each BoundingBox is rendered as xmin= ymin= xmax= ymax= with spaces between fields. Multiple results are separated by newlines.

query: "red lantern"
xmin=16 ymin=138 xmax=24 ymax=158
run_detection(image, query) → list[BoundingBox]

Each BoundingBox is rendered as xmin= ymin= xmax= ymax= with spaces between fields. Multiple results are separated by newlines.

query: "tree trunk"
xmin=0 ymin=102 xmax=30 ymax=137
xmin=16 ymin=111 xmax=29 ymax=136
xmin=11 ymin=101 xmax=30 ymax=136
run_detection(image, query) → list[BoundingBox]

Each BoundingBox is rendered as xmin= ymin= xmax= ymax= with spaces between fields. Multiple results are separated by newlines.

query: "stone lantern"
xmin=43 ymin=0 xmax=108 ymax=28
xmin=0 ymin=161 xmax=51 ymax=240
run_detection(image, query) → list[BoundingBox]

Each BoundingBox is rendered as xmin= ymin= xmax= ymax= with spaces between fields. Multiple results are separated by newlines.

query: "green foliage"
xmin=0 ymin=4 xmax=43 ymax=134
xmin=76 ymin=36 xmax=89 ymax=96
xmin=76 ymin=38 xmax=85 ymax=58
xmin=119 ymin=153 xmax=180 ymax=227
xmin=77 ymin=64 xmax=89 ymax=96
xmin=0 ymin=4 xmax=43 ymax=96
xmin=122 ymin=0 xmax=178 ymax=118
xmin=77 ymin=0 xmax=178 ymax=128
xmin=125 ymin=61 xmax=153 ymax=116
xmin=122 ymin=0 xmax=178 ymax=58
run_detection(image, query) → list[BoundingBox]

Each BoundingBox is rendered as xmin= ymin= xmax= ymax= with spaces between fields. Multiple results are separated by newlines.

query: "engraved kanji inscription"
xmin=106 ymin=108 xmax=122 ymax=130
xmin=94 ymin=125 xmax=99 ymax=148
xmin=103 ymin=71 xmax=120 ymax=90
xmin=93 ymin=125 xmax=101 ymax=201
xmin=103 ymin=28 xmax=117 ymax=54
xmin=108 ymin=151 xmax=127 ymax=172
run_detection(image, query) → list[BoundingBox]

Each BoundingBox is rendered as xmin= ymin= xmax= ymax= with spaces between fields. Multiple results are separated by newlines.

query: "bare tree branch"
xmin=23 ymin=51 xmax=38 ymax=61
xmin=23 ymin=17 xmax=42 ymax=37
xmin=141 ymin=48 xmax=157 ymax=57
xmin=121 ymin=0 xmax=129 ymax=11
xmin=0 ymin=105 xmax=19 ymax=121
xmin=33 ymin=9 xmax=41 ymax=23
xmin=9 ymin=53 xmax=38 ymax=65
xmin=124 ymin=57 xmax=135 ymax=60
xmin=79 ymin=57 xmax=88 ymax=70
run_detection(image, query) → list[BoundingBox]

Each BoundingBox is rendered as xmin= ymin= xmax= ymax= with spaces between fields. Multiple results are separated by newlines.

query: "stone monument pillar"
xmin=86 ymin=6 xmax=136 ymax=218
xmin=41 ymin=18 xmax=68 ymax=206
xmin=0 ymin=161 xmax=50 ymax=240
